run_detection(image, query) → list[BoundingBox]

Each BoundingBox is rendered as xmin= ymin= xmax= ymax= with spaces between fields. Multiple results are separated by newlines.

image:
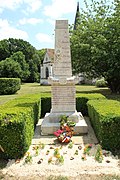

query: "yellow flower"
xmin=55 ymin=154 xmax=61 ymax=159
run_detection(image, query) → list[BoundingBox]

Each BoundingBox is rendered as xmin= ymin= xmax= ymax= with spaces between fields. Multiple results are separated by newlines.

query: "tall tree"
xmin=74 ymin=1 xmax=81 ymax=30
xmin=10 ymin=51 xmax=30 ymax=81
xmin=0 ymin=58 xmax=22 ymax=78
xmin=70 ymin=0 xmax=120 ymax=93
xmin=0 ymin=39 xmax=10 ymax=60
xmin=37 ymin=49 xmax=46 ymax=66
xmin=0 ymin=38 xmax=41 ymax=82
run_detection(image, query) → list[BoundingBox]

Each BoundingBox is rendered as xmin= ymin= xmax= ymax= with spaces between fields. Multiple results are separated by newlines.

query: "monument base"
xmin=41 ymin=112 xmax=88 ymax=135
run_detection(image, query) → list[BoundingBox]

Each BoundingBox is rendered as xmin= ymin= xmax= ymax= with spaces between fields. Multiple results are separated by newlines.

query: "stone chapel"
xmin=40 ymin=49 xmax=54 ymax=85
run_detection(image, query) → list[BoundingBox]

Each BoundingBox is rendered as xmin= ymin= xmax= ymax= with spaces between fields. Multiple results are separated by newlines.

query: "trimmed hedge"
xmin=41 ymin=93 xmax=51 ymax=117
xmin=87 ymin=99 xmax=120 ymax=151
xmin=0 ymin=94 xmax=40 ymax=159
xmin=0 ymin=78 xmax=21 ymax=95
xmin=76 ymin=93 xmax=106 ymax=116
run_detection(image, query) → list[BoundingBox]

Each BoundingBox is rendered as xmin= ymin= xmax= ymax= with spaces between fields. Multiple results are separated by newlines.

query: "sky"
xmin=0 ymin=0 xmax=112 ymax=50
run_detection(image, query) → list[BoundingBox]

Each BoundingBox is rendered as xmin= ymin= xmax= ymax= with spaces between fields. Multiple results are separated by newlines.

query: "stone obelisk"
xmin=41 ymin=20 xmax=88 ymax=135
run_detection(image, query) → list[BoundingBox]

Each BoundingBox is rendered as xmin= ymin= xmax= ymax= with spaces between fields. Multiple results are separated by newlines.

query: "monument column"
xmin=50 ymin=20 xmax=76 ymax=114
xmin=41 ymin=20 xmax=88 ymax=135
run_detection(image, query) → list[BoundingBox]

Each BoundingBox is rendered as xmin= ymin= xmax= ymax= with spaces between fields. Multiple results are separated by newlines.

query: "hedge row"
xmin=76 ymin=93 xmax=106 ymax=116
xmin=0 ymin=94 xmax=40 ymax=159
xmin=0 ymin=78 xmax=21 ymax=95
xmin=41 ymin=93 xmax=51 ymax=117
xmin=41 ymin=93 xmax=106 ymax=117
xmin=87 ymin=99 xmax=120 ymax=151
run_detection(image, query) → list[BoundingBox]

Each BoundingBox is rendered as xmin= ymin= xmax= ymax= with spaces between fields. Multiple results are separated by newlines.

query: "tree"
xmin=104 ymin=0 xmax=120 ymax=93
xmin=70 ymin=0 xmax=120 ymax=93
xmin=10 ymin=51 xmax=30 ymax=82
xmin=27 ymin=59 xmax=39 ymax=82
xmin=0 ymin=39 xmax=10 ymax=60
xmin=0 ymin=38 xmax=41 ymax=82
xmin=37 ymin=49 xmax=46 ymax=66
xmin=0 ymin=58 xmax=22 ymax=78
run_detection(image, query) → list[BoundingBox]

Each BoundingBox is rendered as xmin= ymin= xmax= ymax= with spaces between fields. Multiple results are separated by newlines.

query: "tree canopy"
xmin=0 ymin=38 xmax=45 ymax=82
xmin=70 ymin=0 xmax=120 ymax=93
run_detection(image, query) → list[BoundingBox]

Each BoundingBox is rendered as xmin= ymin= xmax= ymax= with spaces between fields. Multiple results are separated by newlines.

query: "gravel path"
xmin=1 ymin=117 xmax=120 ymax=180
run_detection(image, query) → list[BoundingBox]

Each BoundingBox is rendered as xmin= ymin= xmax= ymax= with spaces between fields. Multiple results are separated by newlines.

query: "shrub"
xmin=0 ymin=94 xmax=40 ymax=159
xmin=41 ymin=93 xmax=51 ymax=117
xmin=0 ymin=111 xmax=34 ymax=159
xmin=76 ymin=93 xmax=106 ymax=116
xmin=0 ymin=78 xmax=21 ymax=95
xmin=95 ymin=78 xmax=107 ymax=87
xmin=87 ymin=99 xmax=120 ymax=151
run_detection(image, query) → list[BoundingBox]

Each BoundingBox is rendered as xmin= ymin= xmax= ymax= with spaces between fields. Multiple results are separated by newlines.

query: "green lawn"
xmin=0 ymin=83 xmax=120 ymax=105
xmin=0 ymin=83 xmax=51 ymax=105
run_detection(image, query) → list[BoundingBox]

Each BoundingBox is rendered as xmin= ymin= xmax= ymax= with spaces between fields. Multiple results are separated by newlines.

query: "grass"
xmin=0 ymin=174 xmax=119 ymax=180
xmin=47 ymin=175 xmax=120 ymax=180
xmin=0 ymin=83 xmax=120 ymax=105
xmin=0 ymin=83 xmax=51 ymax=105
xmin=103 ymin=175 xmax=120 ymax=180
xmin=76 ymin=85 xmax=110 ymax=94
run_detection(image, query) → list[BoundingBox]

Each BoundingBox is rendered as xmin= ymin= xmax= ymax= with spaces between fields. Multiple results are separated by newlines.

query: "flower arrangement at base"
xmin=53 ymin=115 xmax=76 ymax=143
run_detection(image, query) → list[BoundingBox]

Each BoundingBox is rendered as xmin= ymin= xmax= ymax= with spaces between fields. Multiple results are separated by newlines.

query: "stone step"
xmin=40 ymin=114 xmax=88 ymax=135
xmin=32 ymin=117 xmax=98 ymax=145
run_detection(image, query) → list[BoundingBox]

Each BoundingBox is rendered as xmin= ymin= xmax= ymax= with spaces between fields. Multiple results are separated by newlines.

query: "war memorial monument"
xmin=41 ymin=20 xmax=88 ymax=135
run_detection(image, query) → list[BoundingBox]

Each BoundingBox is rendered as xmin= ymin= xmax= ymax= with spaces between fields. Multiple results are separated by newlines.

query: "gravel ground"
xmin=1 ymin=143 xmax=120 ymax=180
xmin=1 ymin=117 xmax=120 ymax=180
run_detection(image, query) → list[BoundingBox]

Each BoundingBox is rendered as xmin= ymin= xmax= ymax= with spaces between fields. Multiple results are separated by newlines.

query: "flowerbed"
xmin=21 ymin=142 xmax=116 ymax=166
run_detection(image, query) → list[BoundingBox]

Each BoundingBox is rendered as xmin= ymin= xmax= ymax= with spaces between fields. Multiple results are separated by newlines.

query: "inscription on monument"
xmin=51 ymin=85 xmax=76 ymax=112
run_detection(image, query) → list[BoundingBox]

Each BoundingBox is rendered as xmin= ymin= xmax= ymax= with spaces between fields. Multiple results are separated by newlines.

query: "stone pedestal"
xmin=41 ymin=111 xmax=88 ymax=135
xmin=41 ymin=20 xmax=88 ymax=135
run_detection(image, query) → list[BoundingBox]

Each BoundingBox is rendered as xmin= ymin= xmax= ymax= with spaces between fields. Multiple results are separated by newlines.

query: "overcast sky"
xmin=0 ymin=0 xmax=112 ymax=50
